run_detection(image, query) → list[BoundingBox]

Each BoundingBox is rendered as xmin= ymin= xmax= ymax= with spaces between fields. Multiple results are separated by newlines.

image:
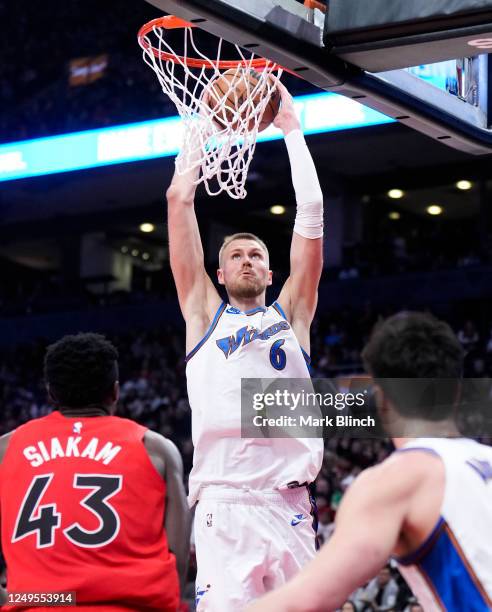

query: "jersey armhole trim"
xmin=272 ymin=301 xmax=287 ymax=321
xmin=185 ymin=301 xmax=227 ymax=363
xmin=272 ymin=301 xmax=311 ymax=364
xmin=301 ymin=348 xmax=311 ymax=365
xmin=244 ymin=306 xmax=267 ymax=315
xmin=395 ymin=516 xmax=445 ymax=566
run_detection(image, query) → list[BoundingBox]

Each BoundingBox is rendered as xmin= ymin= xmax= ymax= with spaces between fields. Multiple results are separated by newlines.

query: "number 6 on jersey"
xmin=270 ymin=339 xmax=287 ymax=371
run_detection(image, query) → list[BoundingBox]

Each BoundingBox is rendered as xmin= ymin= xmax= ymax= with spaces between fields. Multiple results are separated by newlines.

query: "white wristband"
xmin=284 ymin=129 xmax=324 ymax=239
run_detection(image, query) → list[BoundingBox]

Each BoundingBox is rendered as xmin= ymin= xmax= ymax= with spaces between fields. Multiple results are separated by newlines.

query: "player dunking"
xmin=248 ymin=312 xmax=492 ymax=611
xmin=0 ymin=333 xmax=190 ymax=611
xmin=167 ymin=82 xmax=324 ymax=610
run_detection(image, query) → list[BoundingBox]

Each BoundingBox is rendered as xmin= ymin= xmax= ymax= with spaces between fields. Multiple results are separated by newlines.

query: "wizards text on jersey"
xmin=216 ymin=321 xmax=290 ymax=359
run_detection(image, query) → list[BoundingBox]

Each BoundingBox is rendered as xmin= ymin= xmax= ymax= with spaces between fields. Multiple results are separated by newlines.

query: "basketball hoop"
xmin=138 ymin=16 xmax=283 ymax=199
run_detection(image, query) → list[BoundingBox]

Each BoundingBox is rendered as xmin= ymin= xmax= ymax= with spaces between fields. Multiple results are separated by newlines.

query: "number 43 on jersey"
xmin=13 ymin=473 xmax=122 ymax=549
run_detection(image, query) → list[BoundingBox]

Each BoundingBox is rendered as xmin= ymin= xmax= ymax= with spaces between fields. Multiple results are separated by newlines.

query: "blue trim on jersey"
xmin=271 ymin=301 xmax=311 ymax=365
xmin=272 ymin=301 xmax=287 ymax=320
xmin=185 ymin=302 xmax=227 ymax=363
xmin=301 ymin=348 xmax=311 ymax=366
xmin=394 ymin=447 xmax=440 ymax=457
xmin=396 ymin=517 xmax=445 ymax=566
xmin=415 ymin=523 xmax=490 ymax=611
xmin=466 ymin=458 xmax=492 ymax=483
xmin=244 ymin=306 xmax=267 ymax=315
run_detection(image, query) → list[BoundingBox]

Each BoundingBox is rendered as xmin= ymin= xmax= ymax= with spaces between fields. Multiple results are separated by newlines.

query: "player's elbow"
xmin=166 ymin=186 xmax=192 ymax=207
xmin=166 ymin=185 xmax=177 ymax=202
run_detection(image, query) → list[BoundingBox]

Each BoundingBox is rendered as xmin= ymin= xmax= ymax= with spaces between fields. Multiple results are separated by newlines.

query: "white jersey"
xmin=186 ymin=301 xmax=323 ymax=506
xmin=395 ymin=438 xmax=492 ymax=611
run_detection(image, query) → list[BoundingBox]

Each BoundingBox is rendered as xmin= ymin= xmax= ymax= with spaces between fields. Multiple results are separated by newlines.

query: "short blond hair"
xmin=218 ymin=232 xmax=269 ymax=267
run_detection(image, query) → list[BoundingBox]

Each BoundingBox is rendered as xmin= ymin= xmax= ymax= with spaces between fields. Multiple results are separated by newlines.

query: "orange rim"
xmin=303 ymin=0 xmax=327 ymax=13
xmin=138 ymin=16 xmax=279 ymax=71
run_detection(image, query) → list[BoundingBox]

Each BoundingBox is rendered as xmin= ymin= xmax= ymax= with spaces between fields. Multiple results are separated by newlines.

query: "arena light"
xmin=387 ymin=189 xmax=404 ymax=199
xmin=270 ymin=205 xmax=286 ymax=215
xmin=142 ymin=252 xmax=150 ymax=260
xmin=139 ymin=223 xmax=155 ymax=233
xmin=0 ymin=93 xmax=394 ymax=183
xmin=456 ymin=180 xmax=473 ymax=191
xmin=121 ymin=246 xmax=128 ymax=254
xmin=388 ymin=211 xmax=400 ymax=220
xmin=426 ymin=204 xmax=443 ymax=216
xmin=468 ymin=38 xmax=492 ymax=50
xmin=131 ymin=249 xmax=140 ymax=257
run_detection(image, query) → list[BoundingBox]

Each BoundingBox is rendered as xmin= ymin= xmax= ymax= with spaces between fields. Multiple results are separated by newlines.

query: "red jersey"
xmin=0 ymin=411 xmax=180 ymax=611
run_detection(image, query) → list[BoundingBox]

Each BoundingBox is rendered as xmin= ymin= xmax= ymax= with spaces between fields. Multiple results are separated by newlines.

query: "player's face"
xmin=218 ymin=240 xmax=272 ymax=299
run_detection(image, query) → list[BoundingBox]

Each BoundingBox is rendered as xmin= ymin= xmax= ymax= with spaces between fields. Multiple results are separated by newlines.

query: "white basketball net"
xmin=139 ymin=24 xmax=282 ymax=199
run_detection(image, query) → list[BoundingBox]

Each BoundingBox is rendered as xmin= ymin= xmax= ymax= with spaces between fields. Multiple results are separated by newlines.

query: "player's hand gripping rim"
xmin=273 ymin=81 xmax=301 ymax=136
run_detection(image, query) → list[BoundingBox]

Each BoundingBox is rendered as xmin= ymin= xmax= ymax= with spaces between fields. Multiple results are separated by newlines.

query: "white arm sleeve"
xmin=284 ymin=129 xmax=324 ymax=239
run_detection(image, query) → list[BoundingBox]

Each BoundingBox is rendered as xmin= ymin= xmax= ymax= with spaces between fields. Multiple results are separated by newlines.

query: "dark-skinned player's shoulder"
xmin=143 ymin=430 xmax=184 ymax=480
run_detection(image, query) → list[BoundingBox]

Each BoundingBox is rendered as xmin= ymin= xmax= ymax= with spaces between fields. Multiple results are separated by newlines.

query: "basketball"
xmin=206 ymin=68 xmax=281 ymax=132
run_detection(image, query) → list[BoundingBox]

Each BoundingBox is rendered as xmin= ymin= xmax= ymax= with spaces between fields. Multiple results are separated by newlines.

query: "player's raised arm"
xmin=166 ymin=126 xmax=221 ymax=350
xmin=274 ymin=83 xmax=323 ymax=352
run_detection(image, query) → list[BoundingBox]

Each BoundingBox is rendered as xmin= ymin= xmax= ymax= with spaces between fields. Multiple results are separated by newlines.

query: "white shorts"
xmin=194 ymin=486 xmax=318 ymax=611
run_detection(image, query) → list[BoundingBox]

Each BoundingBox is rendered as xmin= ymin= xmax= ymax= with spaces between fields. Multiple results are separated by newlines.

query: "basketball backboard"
xmin=143 ymin=0 xmax=492 ymax=155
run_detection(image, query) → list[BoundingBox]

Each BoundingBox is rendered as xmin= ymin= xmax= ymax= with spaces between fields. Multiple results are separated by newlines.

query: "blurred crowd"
xmin=0 ymin=0 xmax=170 ymax=144
xmin=0 ymin=206 xmax=488 ymax=319
xmin=335 ymin=215 xmax=488 ymax=279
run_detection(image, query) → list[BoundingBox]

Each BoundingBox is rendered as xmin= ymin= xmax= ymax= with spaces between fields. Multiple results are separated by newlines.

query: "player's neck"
xmin=58 ymin=405 xmax=112 ymax=418
xmin=392 ymin=419 xmax=461 ymax=448
xmin=227 ymin=295 xmax=266 ymax=313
